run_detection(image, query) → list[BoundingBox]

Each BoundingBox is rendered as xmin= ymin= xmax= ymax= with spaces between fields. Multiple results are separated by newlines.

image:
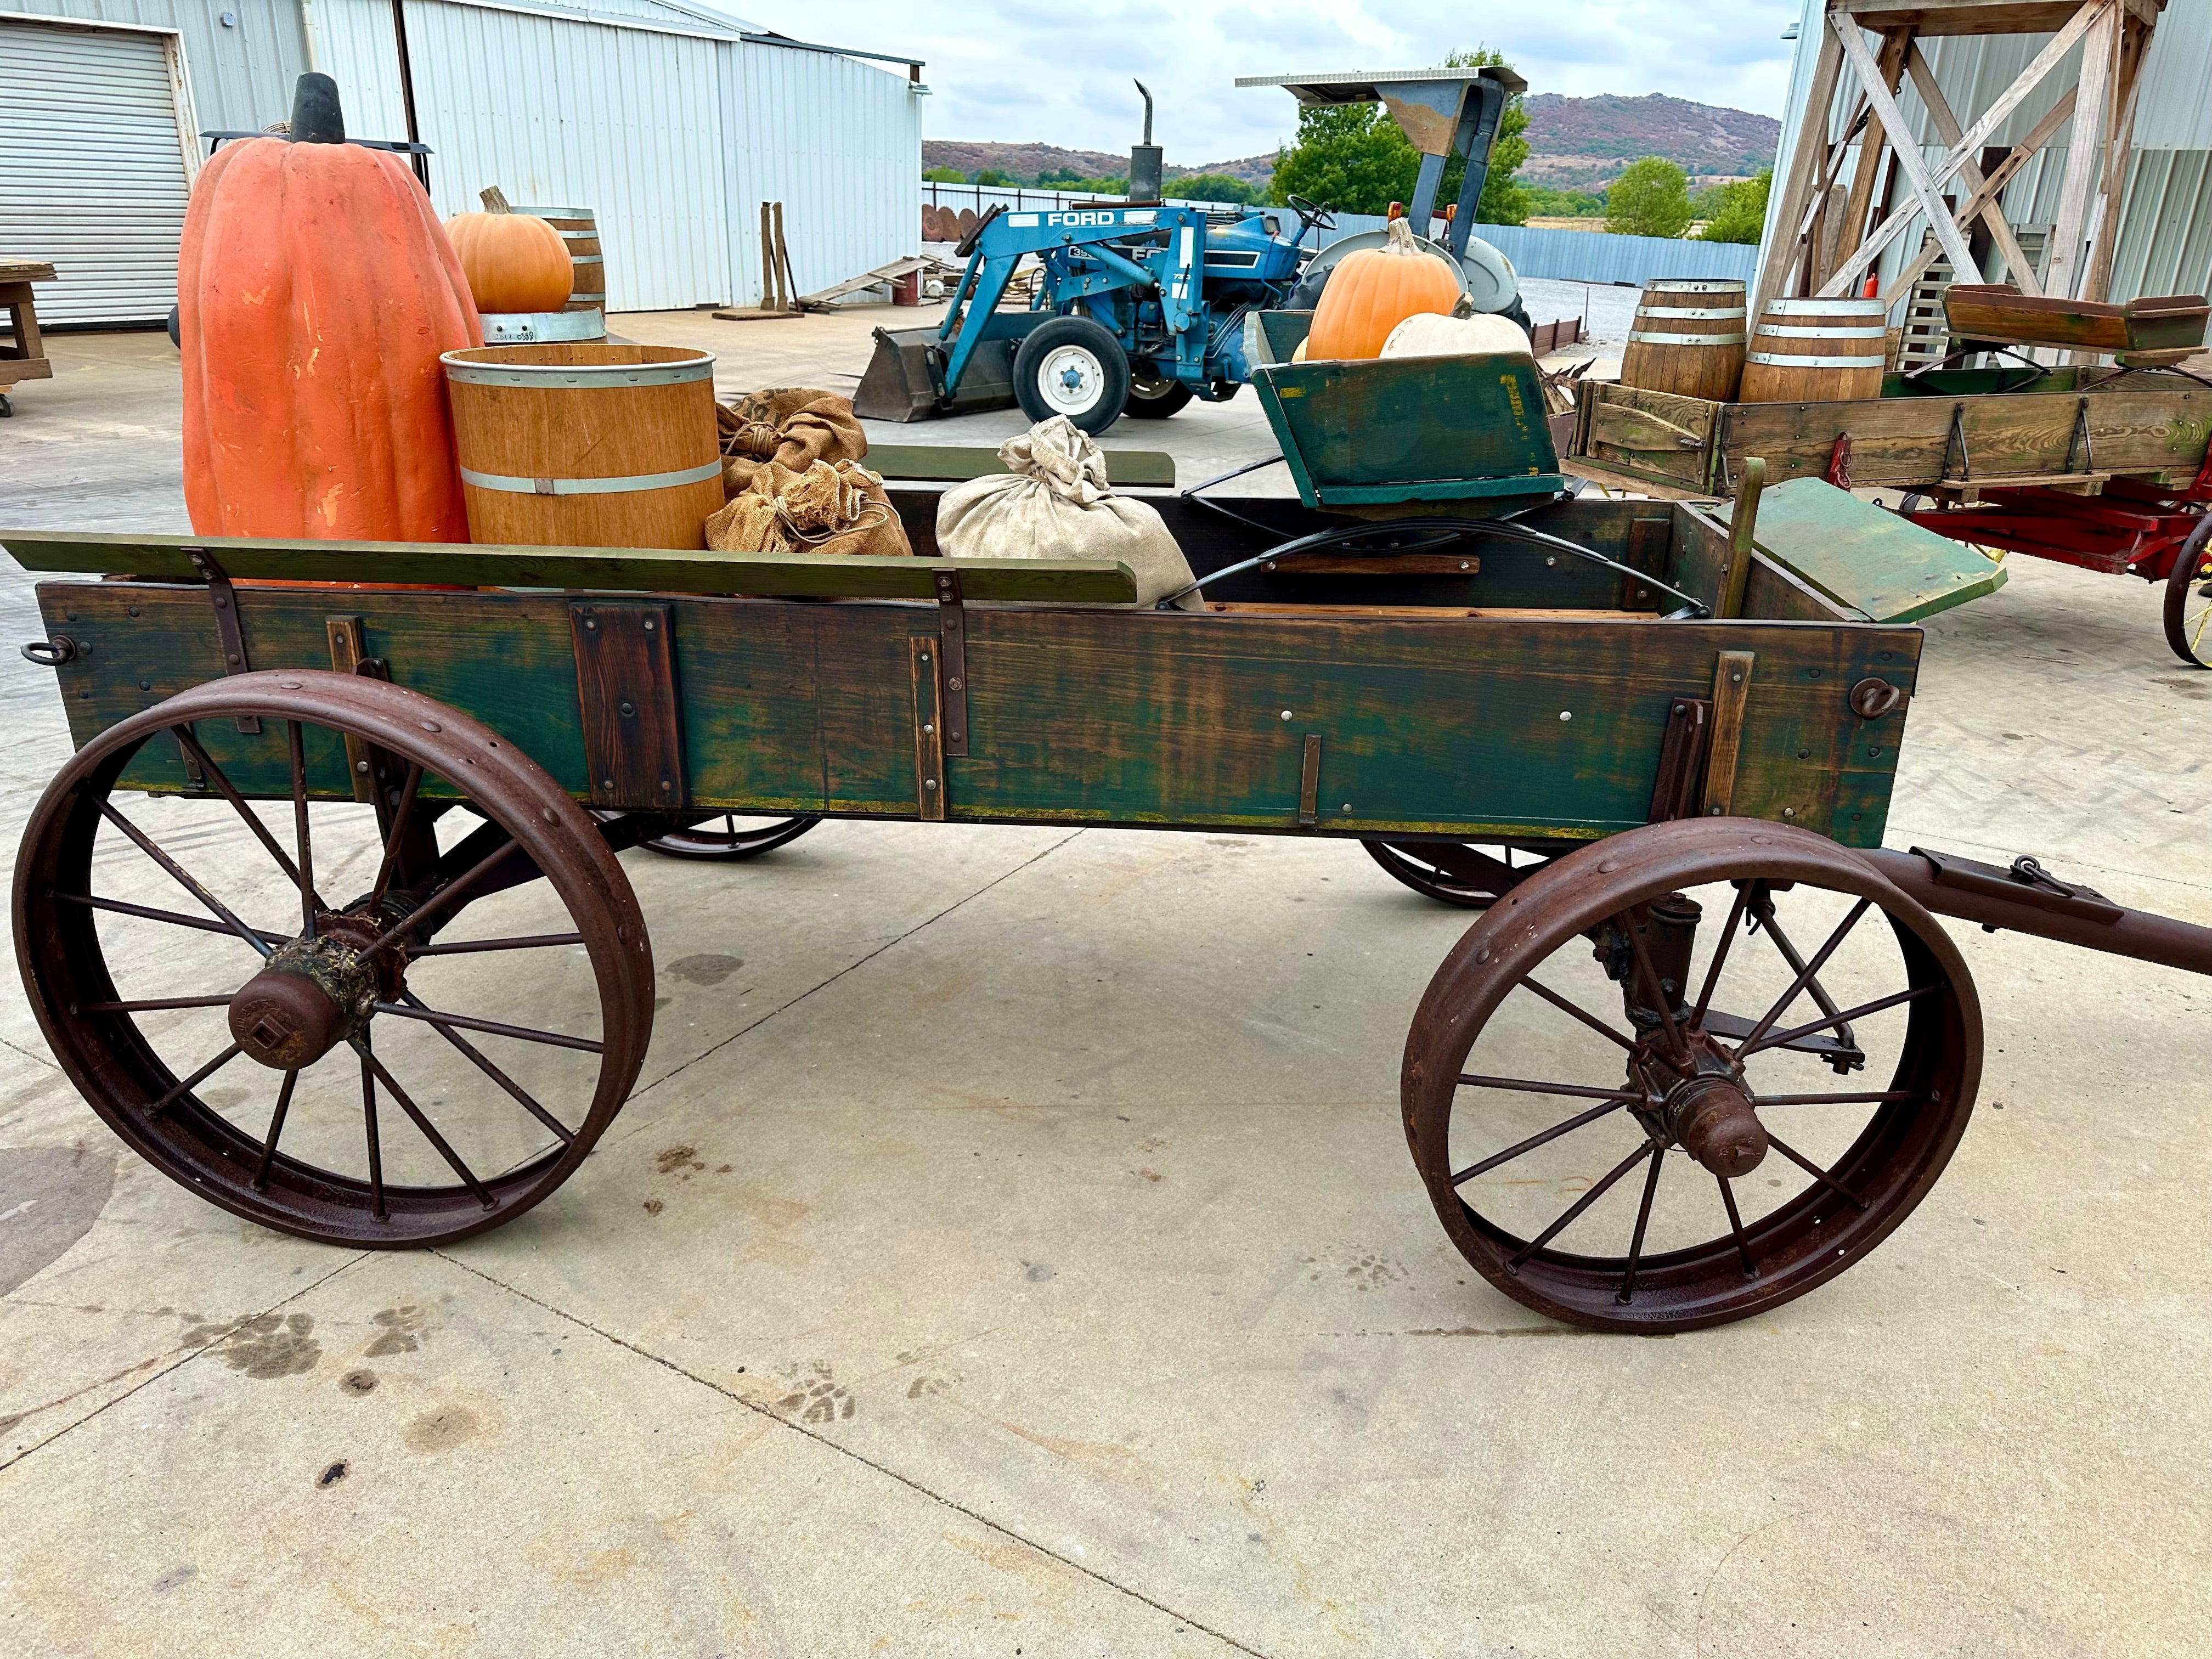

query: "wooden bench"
xmin=0 ymin=259 xmax=56 ymax=414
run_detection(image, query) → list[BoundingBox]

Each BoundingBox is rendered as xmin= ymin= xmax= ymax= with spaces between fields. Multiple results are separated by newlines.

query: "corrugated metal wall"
xmin=3 ymin=0 xmax=306 ymax=133
xmin=723 ymin=41 xmax=920 ymax=306
xmin=1762 ymin=1 xmax=2212 ymax=304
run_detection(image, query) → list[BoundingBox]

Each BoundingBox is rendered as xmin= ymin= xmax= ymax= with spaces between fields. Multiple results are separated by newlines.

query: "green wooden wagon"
xmin=10 ymin=356 xmax=2208 ymax=1334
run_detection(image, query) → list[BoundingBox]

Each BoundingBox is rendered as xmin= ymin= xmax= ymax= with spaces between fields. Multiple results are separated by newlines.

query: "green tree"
xmin=1605 ymin=157 xmax=1693 ymax=238
xmin=1697 ymin=168 xmax=1771 ymax=244
xmin=923 ymin=166 xmax=965 ymax=183
xmin=1267 ymin=47 xmax=1531 ymax=225
xmin=972 ymin=167 xmax=1014 ymax=187
xmin=1167 ymin=172 xmax=1260 ymax=205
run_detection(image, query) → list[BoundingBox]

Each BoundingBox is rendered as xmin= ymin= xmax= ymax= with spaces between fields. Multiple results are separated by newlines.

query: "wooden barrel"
xmin=1739 ymin=297 xmax=1888 ymax=402
xmin=1618 ymin=279 xmax=1747 ymax=402
xmin=442 ymin=343 xmax=723 ymax=549
xmin=512 ymin=205 xmax=603 ymax=314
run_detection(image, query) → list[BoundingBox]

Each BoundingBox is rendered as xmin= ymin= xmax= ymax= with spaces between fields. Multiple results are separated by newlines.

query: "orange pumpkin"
xmin=179 ymin=74 xmax=482 ymax=543
xmin=1304 ymin=216 xmax=1463 ymax=360
xmin=445 ymin=186 xmax=575 ymax=313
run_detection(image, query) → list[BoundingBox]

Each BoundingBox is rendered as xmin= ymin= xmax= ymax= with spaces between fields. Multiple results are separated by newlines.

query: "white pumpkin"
xmin=1379 ymin=311 xmax=1533 ymax=361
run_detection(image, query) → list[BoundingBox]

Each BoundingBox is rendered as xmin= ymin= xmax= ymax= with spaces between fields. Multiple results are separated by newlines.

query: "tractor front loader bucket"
xmin=854 ymin=328 xmax=1019 ymax=422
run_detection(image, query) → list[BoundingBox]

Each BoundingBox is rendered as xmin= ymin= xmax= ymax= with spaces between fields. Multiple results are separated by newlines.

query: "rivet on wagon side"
xmin=420 ymin=720 xmax=441 ymax=733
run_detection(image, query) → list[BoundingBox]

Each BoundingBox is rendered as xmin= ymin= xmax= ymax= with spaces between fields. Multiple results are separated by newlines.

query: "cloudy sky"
xmin=728 ymin=2 xmax=1806 ymax=163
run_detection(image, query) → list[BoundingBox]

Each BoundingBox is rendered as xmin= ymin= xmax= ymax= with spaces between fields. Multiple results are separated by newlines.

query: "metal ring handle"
xmin=22 ymin=636 xmax=77 ymax=667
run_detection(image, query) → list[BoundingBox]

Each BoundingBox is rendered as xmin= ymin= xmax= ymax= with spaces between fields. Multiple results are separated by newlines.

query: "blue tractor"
xmin=856 ymin=67 xmax=1531 ymax=435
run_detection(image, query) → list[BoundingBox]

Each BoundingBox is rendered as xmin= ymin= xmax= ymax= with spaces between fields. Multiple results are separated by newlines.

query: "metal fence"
xmin=918 ymin=180 xmax=1761 ymax=288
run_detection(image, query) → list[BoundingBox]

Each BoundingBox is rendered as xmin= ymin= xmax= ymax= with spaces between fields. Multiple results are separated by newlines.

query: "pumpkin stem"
xmin=1384 ymin=216 xmax=1420 ymax=253
xmin=289 ymin=73 xmax=346 ymax=145
xmin=480 ymin=186 xmax=513 ymax=214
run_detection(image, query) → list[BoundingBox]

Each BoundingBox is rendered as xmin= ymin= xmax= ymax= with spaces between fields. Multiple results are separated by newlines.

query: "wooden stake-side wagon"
xmin=10 ymin=449 xmax=2209 ymax=1333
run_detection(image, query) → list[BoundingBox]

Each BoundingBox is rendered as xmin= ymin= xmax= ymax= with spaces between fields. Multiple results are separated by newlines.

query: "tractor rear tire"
xmin=1125 ymin=366 xmax=1194 ymax=419
xmin=1013 ymin=317 xmax=1131 ymax=435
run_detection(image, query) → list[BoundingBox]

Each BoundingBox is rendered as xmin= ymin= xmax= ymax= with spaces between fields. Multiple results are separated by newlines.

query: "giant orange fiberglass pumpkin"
xmin=180 ymin=74 xmax=482 ymax=543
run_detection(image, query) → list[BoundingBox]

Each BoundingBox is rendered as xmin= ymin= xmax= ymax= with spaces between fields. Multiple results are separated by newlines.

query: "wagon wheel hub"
xmin=229 ymin=922 xmax=390 ymax=1071
xmin=1636 ymin=1032 xmax=1768 ymax=1178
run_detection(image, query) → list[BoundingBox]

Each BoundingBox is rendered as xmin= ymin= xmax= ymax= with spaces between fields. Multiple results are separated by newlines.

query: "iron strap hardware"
xmin=933 ymin=566 xmax=969 ymax=755
xmin=184 ymin=547 xmax=261 ymax=734
xmin=459 ymin=460 xmax=724 ymax=496
xmin=1906 ymin=847 xmax=2124 ymax=924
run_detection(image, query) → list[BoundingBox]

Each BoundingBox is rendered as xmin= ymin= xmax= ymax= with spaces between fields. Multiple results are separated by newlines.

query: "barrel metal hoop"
xmin=1645 ymin=281 xmax=1747 ymax=294
xmin=441 ymin=353 xmax=715 ymax=388
xmin=1754 ymin=323 xmax=1888 ymax=338
xmin=1628 ymin=330 xmax=1748 ymax=345
xmin=567 ymin=255 xmax=605 ymax=265
xmin=1633 ymin=306 xmax=1747 ymax=320
xmin=461 ymin=460 xmax=725 ymax=496
xmin=480 ymin=308 xmax=607 ymax=343
xmin=1745 ymin=351 xmax=1887 ymax=368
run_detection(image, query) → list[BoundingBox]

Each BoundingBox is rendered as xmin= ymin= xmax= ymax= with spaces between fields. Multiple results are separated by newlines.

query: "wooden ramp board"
xmin=0 ymin=531 xmax=1141 ymax=605
xmin=866 ymin=444 xmax=1176 ymax=488
xmin=1718 ymin=477 xmax=2006 ymax=625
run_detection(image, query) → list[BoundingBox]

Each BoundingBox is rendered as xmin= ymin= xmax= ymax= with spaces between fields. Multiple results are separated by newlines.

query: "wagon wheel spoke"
xmin=1616 ymin=1147 xmax=1667 ymax=1305
xmin=98 ymin=804 xmax=273 ymax=959
xmin=1688 ymin=882 xmax=1756 ymax=1028
xmin=1733 ymin=898 xmax=1873 ymax=1055
xmin=353 ymin=1042 xmax=495 ymax=1209
xmin=1751 ymin=1090 xmax=1921 ymax=1107
xmin=1762 ymin=1129 xmax=1870 ymax=1211
xmin=1620 ymin=905 xmax=1689 ymax=1060
xmin=1737 ymin=985 xmax=1933 ymax=1060
xmin=364 ymin=834 xmax=521 ymax=958
xmin=360 ymin=1052 xmax=387 ymax=1221
xmin=1745 ymin=892 xmax=1854 ymax=1047
xmin=372 ymin=1000 xmax=603 ymax=1054
xmin=1449 ymin=1096 xmax=1630 ymax=1186
xmin=252 ymin=1071 xmax=300 ymax=1191
xmin=1519 ymin=975 xmax=1638 ymax=1053
xmin=1714 ymin=1173 xmax=1756 ymax=1278
xmin=409 ymin=932 xmax=586 ymax=958
xmin=165 ymin=723 xmax=328 ymax=923
xmin=53 ymin=891 xmax=287 ymax=945
xmin=78 ymin=995 xmax=236 ymax=1014
xmin=370 ymin=763 xmax=425 ymax=906
xmin=1506 ymin=1139 xmax=1661 ymax=1275
xmin=151 ymin=1042 xmax=244 ymax=1115
xmin=287 ymin=721 xmax=318 ymax=934
xmin=396 ymin=989 xmax=576 ymax=1145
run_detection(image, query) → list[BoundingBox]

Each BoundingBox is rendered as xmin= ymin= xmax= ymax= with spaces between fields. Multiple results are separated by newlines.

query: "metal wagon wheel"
xmin=15 ymin=670 xmax=654 ymax=1247
xmin=1363 ymin=840 xmax=1560 ymax=910
xmin=639 ymin=812 xmax=820 ymax=862
xmin=2160 ymin=516 xmax=2212 ymax=669
xmin=1401 ymin=819 xmax=1980 ymax=1333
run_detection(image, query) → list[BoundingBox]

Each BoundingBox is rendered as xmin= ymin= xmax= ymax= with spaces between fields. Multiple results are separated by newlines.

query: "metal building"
xmin=1763 ymin=0 xmax=2210 ymax=305
xmin=0 ymin=0 xmax=923 ymax=325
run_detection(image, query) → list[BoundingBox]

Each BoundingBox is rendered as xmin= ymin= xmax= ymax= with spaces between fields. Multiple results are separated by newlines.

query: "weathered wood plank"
xmin=35 ymin=581 xmax=1920 ymax=847
xmin=1722 ymin=476 xmax=2006 ymax=624
xmin=1574 ymin=383 xmax=1719 ymax=493
xmin=1 ymin=529 xmax=1141 ymax=605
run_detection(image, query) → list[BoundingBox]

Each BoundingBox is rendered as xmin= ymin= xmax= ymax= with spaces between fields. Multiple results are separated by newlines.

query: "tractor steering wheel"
xmin=1286 ymin=194 xmax=1336 ymax=236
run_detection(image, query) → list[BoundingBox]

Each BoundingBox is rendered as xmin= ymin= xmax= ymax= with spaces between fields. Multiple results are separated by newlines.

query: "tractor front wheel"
xmin=1013 ymin=317 xmax=1131 ymax=435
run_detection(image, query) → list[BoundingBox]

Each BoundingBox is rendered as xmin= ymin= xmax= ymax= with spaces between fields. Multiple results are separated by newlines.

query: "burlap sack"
xmin=705 ymin=458 xmax=912 ymax=558
xmin=935 ymin=416 xmax=1203 ymax=610
xmin=718 ymin=388 xmax=867 ymax=495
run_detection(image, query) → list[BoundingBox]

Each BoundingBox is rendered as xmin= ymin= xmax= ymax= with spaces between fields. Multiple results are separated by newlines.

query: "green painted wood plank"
xmin=1718 ymin=477 xmax=2006 ymax=624
xmin=35 ymin=582 xmax=1918 ymax=848
xmin=867 ymin=444 xmax=1176 ymax=487
xmin=1 ymin=530 xmax=1141 ymax=605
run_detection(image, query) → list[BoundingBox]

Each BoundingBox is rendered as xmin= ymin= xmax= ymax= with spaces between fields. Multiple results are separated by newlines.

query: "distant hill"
xmin=1521 ymin=93 xmax=1779 ymax=188
xmin=926 ymin=92 xmax=1779 ymax=194
xmin=921 ymin=141 xmax=1274 ymax=189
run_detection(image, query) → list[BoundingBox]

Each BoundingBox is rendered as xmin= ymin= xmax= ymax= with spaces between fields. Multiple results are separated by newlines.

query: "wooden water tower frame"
xmin=1754 ymin=0 xmax=2166 ymax=322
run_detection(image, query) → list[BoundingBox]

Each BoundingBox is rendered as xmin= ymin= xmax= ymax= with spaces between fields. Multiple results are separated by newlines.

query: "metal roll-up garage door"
xmin=0 ymin=20 xmax=193 ymax=325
